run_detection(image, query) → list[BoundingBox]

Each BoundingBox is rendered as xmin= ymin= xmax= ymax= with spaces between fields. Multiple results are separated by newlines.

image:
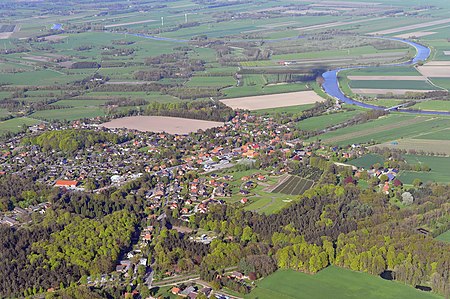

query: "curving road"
xmin=321 ymin=37 xmax=450 ymax=116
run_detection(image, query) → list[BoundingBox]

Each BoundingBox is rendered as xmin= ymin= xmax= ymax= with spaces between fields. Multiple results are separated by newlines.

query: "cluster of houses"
xmin=0 ymin=202 xmax=50 ymax=227
xmin=171 ymin=285 xmax=213 ymax=298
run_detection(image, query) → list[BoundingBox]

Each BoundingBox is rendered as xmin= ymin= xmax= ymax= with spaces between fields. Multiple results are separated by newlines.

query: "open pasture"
xmin=30 ymin=107 xmax=106 ymax=121
xmin=398 ymin=155 xmax=450 ymax=184
xmin=297 ymin=110 xmax=361 ymax=131
xmin=349 ymin=80 xmax=437 ymax=90
xmin=348 ymin=154 xmax=385 ymax=169
xmin=246 ymin=267 xmax=440 ymax=299
xmin=185 ymin=76 xmax=235 ymax=88
xmin=102 ymin=116 xmax=224 ymax=135
xmin=0 ymin=117 xmax=40 ymax=135
xmin=352 ymin=89 xmax=436 ymax=95
xmin=220 ymin=91 xmax=324 ymax=111
xmin=316 ymin=115 xmax=450 ymax=146
xmin=369 ymin=17 xmax=450 ymax=35
xmin=411 ymin=100 xmax=450 ymax=112
xmin=347 ymin=76 xmax=427 ymax=81
xmin=374 ymin=139 xmax=450 ymax=156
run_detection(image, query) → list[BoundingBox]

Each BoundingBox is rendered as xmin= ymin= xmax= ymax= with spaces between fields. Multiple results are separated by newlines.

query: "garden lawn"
xmin=436 ymin=230 xmax=450 ymax=243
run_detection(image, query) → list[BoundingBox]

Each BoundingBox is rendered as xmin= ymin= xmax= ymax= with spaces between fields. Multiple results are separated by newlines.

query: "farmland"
xmin=102 ymin=116 xmax=224 ymax=134
xmin=411 ymin=100 xmax=450 ymax=112
xmin=313 ymin=115 xmax=450 ymax=146
xmin=0 ymin=117 xmax=41 ymax=135
xmin=349 ymin=80 xmax=437 ymax=91
xmin=220 ymin=91 xmax=324 ymax=111
xmin=375 ymin=139 xmax=450 ymax=155
xmin=297 ymin=110 xmax=362 ymax=131
xmin=398 ymin=155 xmax=450 ymax=184
xmin=348 ymin=154 xmax=385 ymax=169
xmin=271 ymin=175 xmax=314 ymax=195
xmin=246 ymin=267 xmax=441 ymax=299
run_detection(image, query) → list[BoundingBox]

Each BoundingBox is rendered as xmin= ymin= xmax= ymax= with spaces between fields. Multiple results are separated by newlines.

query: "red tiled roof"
xmin=55 ymin=180 xmax=78 ymax=187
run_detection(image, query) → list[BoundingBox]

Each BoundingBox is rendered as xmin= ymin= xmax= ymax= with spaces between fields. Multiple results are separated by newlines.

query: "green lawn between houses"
xmin=436 ymin=230 xmax=450 ymax=243
xmin=246 ymin=266 xmax=441 ymax=299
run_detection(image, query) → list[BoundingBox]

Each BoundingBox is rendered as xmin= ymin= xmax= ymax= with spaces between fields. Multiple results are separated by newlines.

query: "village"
xmin=0 ymin=110 xmax=406 ymax=231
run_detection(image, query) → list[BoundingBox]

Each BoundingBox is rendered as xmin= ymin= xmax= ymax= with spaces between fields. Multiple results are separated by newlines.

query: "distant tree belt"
xmin=22 ymin=129 xmax=130 ymax=153
xmin=144 ymin=101 xmax=235 ymax=122
xmin=70 ymin=62 xmax=100 ymax=69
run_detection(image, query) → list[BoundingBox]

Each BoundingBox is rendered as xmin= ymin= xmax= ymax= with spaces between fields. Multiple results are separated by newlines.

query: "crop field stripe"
xmin=322 ymin=117 xmax=429 ymax=144
xmin=290 ymin=178 xmax=304 ymax=195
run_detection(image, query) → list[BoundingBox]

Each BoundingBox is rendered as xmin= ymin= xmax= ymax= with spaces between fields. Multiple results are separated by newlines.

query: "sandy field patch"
xmin=348 ymin=76 xmax=427 ymax=81
xmin=104 ymin=19 xmax=156 ymax=28
xmin=58 ymin=61 xmax=74 ymax=68
xmin=373 ymin=139 xmax=450 ymax=155
xmin=45 ymin=35 xmax=67 ymax=41
xmin=369 ymin=18 xmax=450 ymax=35
xmin=295 ymin=16 xmax=386 ymax=32
xmin=352 ymin=88 xmax=435 ymax=95
xmin=102 ymin=116 xmax=224 ymax=135
xmin=395 ymin=31 xmax=436 ymax=38
xmin=105 ymin=81 xmax=150 ymax=85
xmin=0 ymin=32 xmax=13 ymax=39
xmin=422 ymin=61 xmax=450 ymax=66
xmin=417 ymin=66 xmax=450 ymax=78
xmin=22 ymin=55 xmax=53 ymax=62
xmin=220 ymin=91 xmax=325 ymax=111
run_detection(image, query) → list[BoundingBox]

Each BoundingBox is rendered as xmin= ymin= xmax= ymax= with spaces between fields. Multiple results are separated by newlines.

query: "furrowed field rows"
xmin=272 ymin=175 xmax=314 ymax=195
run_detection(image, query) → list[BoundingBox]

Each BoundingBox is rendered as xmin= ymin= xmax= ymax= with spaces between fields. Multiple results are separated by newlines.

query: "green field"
xmin=345 ymin=66 xmax=422 ymax=77
xmin=362 ymin=99 xmax=406 ymax=108
xmin=436 ymin=230 xmax=450 ymax=243
xmin=223 ymin=82 xmax=309 ymax=98
xmin=254 ymin=104 xmax=315 ymax=115
xmin=398 ymin=155 xmax=450 ymax=184
xmin=349 ymin=80 xmax=437 ymax=90
xmin=297 ymin=110 xmax=361 ymax=131
xmin=411 ymin=100 xmax=450 ymax=112
xmin=415 ymin=129 xmax=450 ymax=141
xmin=246 ymin=267 xmax=440 ymax=299
xmin=348 ymin=154 xmax=385 ymax=169
xmin=314 ymin=115 xmax=450 ymax=146
xmin=0 ymin=117 xmax=41 ymax=135
xmin=428 ymin=78 xmax=450 ymax=90
xmin=185 ymin=76 xmax=236 ymax=88
xmin=30 ymin=107 xmax=106 ymax=121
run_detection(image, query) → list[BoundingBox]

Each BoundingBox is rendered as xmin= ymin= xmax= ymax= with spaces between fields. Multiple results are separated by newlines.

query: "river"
xmin=321 ymin=38 xmax=450 ymax=116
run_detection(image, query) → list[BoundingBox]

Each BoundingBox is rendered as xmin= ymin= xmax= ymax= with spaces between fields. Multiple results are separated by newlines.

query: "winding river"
xmin=321 ymin=38 xmax=450 ymax=116
xmin=121 ymin=31 xmax=448 ymax=115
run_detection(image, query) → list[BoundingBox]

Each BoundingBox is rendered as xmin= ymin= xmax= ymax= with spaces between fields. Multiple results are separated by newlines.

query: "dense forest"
xmin=143 ymin=101 xmax=236 ymax=122
xmin=0 ymin=210 xmax=137 ymax=298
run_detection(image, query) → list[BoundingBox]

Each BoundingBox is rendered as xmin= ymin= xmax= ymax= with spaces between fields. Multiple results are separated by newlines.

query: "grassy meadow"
xmin=246 ymin=267 xmax=441 ymax=299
